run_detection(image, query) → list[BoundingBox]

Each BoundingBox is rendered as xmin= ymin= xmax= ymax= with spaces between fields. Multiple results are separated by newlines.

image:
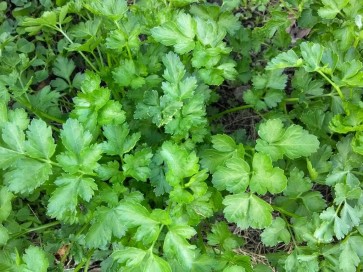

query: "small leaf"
xmin=223 ymin=193 xmax=273 ymax=229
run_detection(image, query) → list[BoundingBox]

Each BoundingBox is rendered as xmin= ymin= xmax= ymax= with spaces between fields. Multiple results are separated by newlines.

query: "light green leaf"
xmin=223 ymin=193 xmax=273 ymax=229
xmin=163 ymin=224 xmax=198 ymax=270
xmin=47 ymin=175 xmax=97 ymax=222
xmin=84 ymin=0 xmax=128 ymax=20
xmin=116 ymin=201 xmax=160 ymax=244
xmin=201 ymin=134 xmax=245 ymax=173
xmin=160 ymin=141 xmax=199 ymax=186
xmin=266 ymin=49 xmax=303 ymax=70
xmin=60 ymin=119 xmax=93 ymax=154
xmin=25 ymin=119 xmax=56 ymax=160
xmin=101 ymin=124 xmax=140 ymax=156
xmin=4 ymin=158 xmax=52 ymax=194
xmin=318 ymin=0 xmax=349 ymax=19
xmin=250 ymin=153 xmax=287 ymax=195
xmin=207 ymin=221 xmax=243 ymax=251
xmin=256 ymin=119 xmax=319 ymax=161
xmin=212 ymin=157 xmax=250 ymax=193
xmin=2 ymin=122 xmax=25 ymax=153
xmin=85 ymin=206 xmax=127 ymax=248
xmin=339 ymin=235 xmax=363 ymax=272
xmin=123 ymin=148 xmax=153 ymax=182
xmin=0 ymin=224 xmax=9 ymax=245
xmin=300 ymin=42 xmax=324 ymax=72
xmin=195 ymin=17 xmax=225 ymax=47
xmin=0 ymin=147 xmax=23 ymax=170
xmin=261 ymin=217 xmax=290 ymax=246
xmin=151 ymin=12 xmax=196 ymax=54
xmin=0 ymin=187 xmax=13 ymax=221
xmin=162 ymin=52 xmax=186 ymax=84
xmin=21 ymin=246 xmax=49 ymax=272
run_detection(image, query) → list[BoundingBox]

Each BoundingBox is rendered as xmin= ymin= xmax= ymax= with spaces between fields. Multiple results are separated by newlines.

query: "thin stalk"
xmin=149 ymin=225 xmax=164 ymax=252
xmin=197 ymin=224 xmax=206 ymax=253
xmin=272 ymin=205 xmax=302 ymax=218
xmin=209 ymin=104 xmax=253 ymax=121
xmin=74 ymin=249 xmax=95 ymax=272
xmin=316 ymin=70 xmax=344 ymax=100
xmin=11 ymin=221 xmax=60 ymax=239
xmin=281 ymin=213 xmax=298 ymax=248
xmin=57 ymin=27 xmax=99 ymax=73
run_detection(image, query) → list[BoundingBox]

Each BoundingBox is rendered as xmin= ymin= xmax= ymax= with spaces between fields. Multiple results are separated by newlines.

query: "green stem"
xmin=197 ymin=224 xmax=206 ymax=253
xmin=149 ymin=225 xmax=164 ymax=252
xmin=316 ymin=70 xmax=344 ymax=100
xmin=209 ymin=104 xmax=253 ymax=121
xmin=272 ymin=205 xmax=302 ymax=218
xmin=57 ymin=27 xmax=99 ymax=73
xmin=280 ymin=213 xmax=298 ymax=248
xmin=74 ymin=249 xmax=95 ymax=272
xmin=11 ymin=221 xmax=60 ymax=239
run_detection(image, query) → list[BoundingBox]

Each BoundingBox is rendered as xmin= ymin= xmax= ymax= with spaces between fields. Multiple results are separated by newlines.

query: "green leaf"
xmin=160 ymin=141 xmax=199 ymax=186
xmin=285 ymin=252 xmax=320 ymax=272
xmin=318 ymin=0 xmax=349 ymax=19
xmin=112 ymin=59 xmax=146 ymax=89
xmin=123 ymin=148 xmax=153 ymax=182
xmin=60 ymin=119 xmax=93 ymax=154
xmin=339 ymin=235 xmax=363 ymax=272
xmin=116 ymin=201 xmax=160 ymax=244
xmin=101 ymin=124 xmax=140 ymax=156
xmin=0 ymin=224 xmax=9 ymax=246
xmin=250 ymin=153 xmax=287 ymax=195
xmin=256 ymin=119 xmax=320 ymax=161
xmin=201 ymin=134 xmax=245 ymax=173
xmin=4 ymin=158 xmax=52 ymax=194
xmin=162 ymin=52 xmax=186 ymax=84
xmin=223 ymin=193 xmax=273 ymax=229
xmin=314 ymin=206 xmax=351 ymax=241
xmin=300 ymin=42 xmax=324 ymax=72
xmin=47 ymin=175 xmax=97 ymax=222
xmin=207 ymin=221 xmax=243 ymax=251
xmin=84 ymin=0 xmax=128 ymax=20
xmin=266 ymin=49 xmax=303 ymax=70
xmin=25 ymin=119 xmax=56 ymax=160
xmin=85 ymin=206 xmax=127 ymax=248
xmin=212 ymin=157 xmax=250 ymax=193
xmin=151 ymin=12 xmax=196 ymax=54
xmin=113 ymin=248 xmax=172 ymax=272
xmin=52 ymin=56 xmax=75 ymax=82
xmin=2 ymin=122 xmax=26 ymax=153
xmin=261 ymin=217 xmax=290 ymax=246
xmin=195 ymin=17 xmax=225 ymax=47
xmin=21 ymin=246 xmax=49 ymax=272
xmin=0 ymin=187 xmax=12 ymax=222
xmin=0 ymin=147 xmax=23 ymax=170
xmin=98 ymin=100 xmax=126 ymax=126
xmin=57 ymin=144 xmax=102 ymax=175
xmin=163 ymin=224 xmax=198 ymax=270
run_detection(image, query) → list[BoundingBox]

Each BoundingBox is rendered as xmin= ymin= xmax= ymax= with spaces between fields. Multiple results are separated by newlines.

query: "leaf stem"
xmin=272 ymin=205 xmax=302 ymax=218
xmin=74 ymin=249 xmax=95 ymax=272
xmin=316 ymin=70 xmax=344 ymax=100
xmin=149 ymin=225 xmax=164 ymax=252
xmin=209 ymin=104 xmax=253 ymax=121
xmin=57 ymin=27 xmax=99 ymax=73
xmin=11 ymin=221 xmax=60 ymax=239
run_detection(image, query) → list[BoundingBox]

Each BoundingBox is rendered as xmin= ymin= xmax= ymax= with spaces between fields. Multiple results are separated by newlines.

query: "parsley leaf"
xmin=151 ymin=12 xmax=196 ymax=54
xmin=261 ymin=217 xmax=290 ymax=246
xmin=223 ymin=193 xmax=273 ymax=229
xmin=256 ymin=119 xmax=320 ymax=161
xmin=47 ymin=175 xmax=98 ymax=222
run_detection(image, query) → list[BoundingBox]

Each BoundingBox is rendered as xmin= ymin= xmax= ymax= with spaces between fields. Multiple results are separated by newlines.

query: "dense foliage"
xmin=0 ymin=0 xmax=363 ymax=271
